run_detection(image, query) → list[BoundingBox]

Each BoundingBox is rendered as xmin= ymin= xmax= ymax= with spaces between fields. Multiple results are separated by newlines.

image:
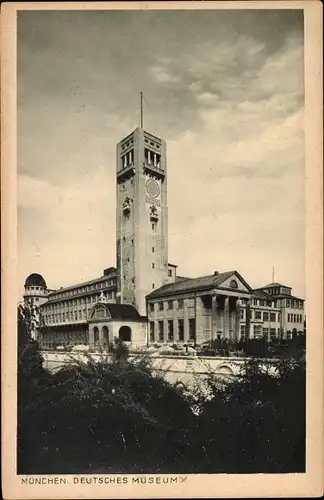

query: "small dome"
xmin=24 ymin=273 xmax=47 ymax=288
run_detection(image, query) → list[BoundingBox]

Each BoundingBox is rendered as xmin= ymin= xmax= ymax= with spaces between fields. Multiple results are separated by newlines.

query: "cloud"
xmin=17 ymin=9 xmax=305 ymax=299
xmin=197 ymin=92 xmax=220 ymax=106
xmin=18 ymin=169 xmax=116 ymax=297
xmin=149 ymin=64 xmax=180 ymax=84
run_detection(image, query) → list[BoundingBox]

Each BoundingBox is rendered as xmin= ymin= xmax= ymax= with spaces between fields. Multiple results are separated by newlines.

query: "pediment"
xmin=218 ymin=273 xmax=252 ymax=293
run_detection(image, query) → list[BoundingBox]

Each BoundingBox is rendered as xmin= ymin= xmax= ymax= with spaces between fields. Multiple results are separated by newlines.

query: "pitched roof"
xmin=176 ymin=276 xmax=190 ymax=282
xmin=90 ymin=302 xmax=147 ymax=322
xmin=270 ymin=294 xmax=304 ymax=301
xmin=108 ymin=303 xmax=147 ymax=321
xmin=259 ymin=282 xmax=292 ymax=289
xmin=48 ymin=274 xmax=117 ymax=297
xmin=252 ymin=289 xmax=272 ymax=299
xmin=147 ymin=270 xmax=253 ymax=299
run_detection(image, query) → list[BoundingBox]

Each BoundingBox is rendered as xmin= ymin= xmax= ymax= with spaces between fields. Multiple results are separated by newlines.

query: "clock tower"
xmin=116 ymin=126 xmax=168 ymax=315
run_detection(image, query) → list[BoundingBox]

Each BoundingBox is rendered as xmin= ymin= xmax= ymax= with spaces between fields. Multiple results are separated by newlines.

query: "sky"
xmin=17 ymin=8 xmax=305 ymax=300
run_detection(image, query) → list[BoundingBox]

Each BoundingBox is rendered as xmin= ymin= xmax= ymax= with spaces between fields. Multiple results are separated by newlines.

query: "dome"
xmin=24 ymin=273 xmax=47 ymax=288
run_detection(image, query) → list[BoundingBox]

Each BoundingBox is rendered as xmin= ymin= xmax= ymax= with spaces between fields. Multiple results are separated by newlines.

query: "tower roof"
xmin=24 ymin=273 xmax=47 ymax=288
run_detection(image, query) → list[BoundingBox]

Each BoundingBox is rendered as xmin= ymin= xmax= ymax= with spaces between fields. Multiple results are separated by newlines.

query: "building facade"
xmin=23 ymin=124 xmax=305 ymax=350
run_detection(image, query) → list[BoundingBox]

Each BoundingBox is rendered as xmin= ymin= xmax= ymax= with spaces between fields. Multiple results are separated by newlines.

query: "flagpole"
xmin=140 ymin=92 xmax=143 ymax=129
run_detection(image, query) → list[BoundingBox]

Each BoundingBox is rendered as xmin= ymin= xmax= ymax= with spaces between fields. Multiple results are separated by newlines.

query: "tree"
xmin=191 ymin=356 xmax=306 ymax=473
xmin=20 ymin=344 xmax=196 ymax=474
xmin=17 ymin=304 xmax=50 ymax=473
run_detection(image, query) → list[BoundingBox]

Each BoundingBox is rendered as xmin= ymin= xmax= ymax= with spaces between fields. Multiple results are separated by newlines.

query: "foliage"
xmin=18 ymin=341 xmax=195 ymax=474
xmin=108 ymin=336 xmax=129 ymax=364
xmin=189 ymin=357 xmax=306 ymax=473
xmin=17 ymin=309 xmax=305 ymax=475
xmin=197 ymin=336 xmax=306 ymax=359
xmin=17 ymin=305 xmax=50 ymax=473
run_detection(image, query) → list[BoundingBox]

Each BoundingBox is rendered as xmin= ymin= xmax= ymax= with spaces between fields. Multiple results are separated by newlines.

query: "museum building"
xmin=23 ymin=125 xmax=305 ymax=349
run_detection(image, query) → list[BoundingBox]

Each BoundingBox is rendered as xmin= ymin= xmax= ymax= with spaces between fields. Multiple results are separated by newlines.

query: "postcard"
xmin=1 ymin=1 xmax=323 ymax=498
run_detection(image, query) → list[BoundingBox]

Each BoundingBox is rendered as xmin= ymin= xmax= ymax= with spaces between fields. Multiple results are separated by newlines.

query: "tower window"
xmin=123 ymin=236 xmax=126 ymax=242
xmin=131 ymin=239 xmax=134 ymax=244
xmin=127 ymin=258 xmax=130 ymax=262
xmin=168 ymin=269 xmax=172 ymax=277
xmin=152 ymin=263 xmax=155 ymax=269
xmin=152 ymin=247 xmax=155 ymax=253
xmin=152 ymin=283 xmax=155 ymax=289
xmin=152 ymin=224 xmax=155 ymax=230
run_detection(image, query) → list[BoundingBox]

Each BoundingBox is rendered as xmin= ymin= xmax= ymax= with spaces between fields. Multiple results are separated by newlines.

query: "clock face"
xmin=146 ymin=179 xmax=160 ymax=198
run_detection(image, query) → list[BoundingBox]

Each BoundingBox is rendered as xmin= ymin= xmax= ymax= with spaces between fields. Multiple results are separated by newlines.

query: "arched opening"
xmin=102 ymin=326 xmax=109 ymax=344
xmin=93 ymin=326 xmax=99 ymax=343
xmin=119 ymin=325 xmax=131 ymax=342
xmin=218 ymin=365 xmax=234 ymax=376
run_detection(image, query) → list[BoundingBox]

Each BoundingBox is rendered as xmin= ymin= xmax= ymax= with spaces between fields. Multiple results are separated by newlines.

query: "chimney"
xmin=213 ymin=271 xmax=219 ymax=276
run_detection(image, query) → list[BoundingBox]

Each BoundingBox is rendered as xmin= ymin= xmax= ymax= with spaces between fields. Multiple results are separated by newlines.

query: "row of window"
xmin=41 ymin=332 xmax=85 ymax=340
xmin=252 ymin=298 xmax=276 ymax=307
xmin=149 ymin=299 xmax=185 ymax=313
xmin=44 ymin=292 xmax=115 ymax=312
xmin=144 ymin=137 xmax=160 ymax=149
xmin=286 ymin=299 xmax=303 ymax=309
xmin=248 ymin=325 xmax=280 ymax=338
xmin=265 ymin=287 xmax=290 ymax=296
xmin=253 ymin=311 xmax=279 ymax=322
xmin=266 ymin=287 xmax=282 ymax=295
xmin=149 ymin=318 xmax=196 ymax=342
xmin=288 ymin=313 xmax=303 ymax=323
xmin=44 ymin=309 xmax=87 ymax=323
xmin=50 ymin=280 xmax=115 ymax=300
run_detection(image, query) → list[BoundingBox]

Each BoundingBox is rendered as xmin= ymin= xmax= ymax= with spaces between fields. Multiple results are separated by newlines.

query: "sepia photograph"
xmin=1 ymin=1 xmax=323 ymax=499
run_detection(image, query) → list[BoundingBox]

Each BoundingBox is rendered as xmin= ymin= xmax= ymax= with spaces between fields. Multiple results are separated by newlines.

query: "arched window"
xmin=119 ymin=325 xmax=131 ymax=342
xmin=229 ymin=279 xmax=238 ymax=289
xmin=102 ymin=326 xmax=109 ymax=344
xmin=93 ymin=326 xmax=99 ymax=343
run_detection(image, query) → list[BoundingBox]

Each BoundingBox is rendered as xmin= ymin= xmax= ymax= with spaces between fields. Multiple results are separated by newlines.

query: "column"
xmin=184 ymin=300 xmax=189 ymax=343
xmin=195 ymin=296 xmax=202 ymax=343
xmin=235 ymin=298 xmax=241 ymax=341
xmin=224 ymin=296 xmax=229 ymax=339
xmin=99 ymin=326 xmax=104 ymax=348
xmin=153 ymin=153 xmax=157 ymax=166
xmin=89 ymin=327 xmax=93 ymax=349
xmin=211 ymin=293 xmax=218 ymax=341
xmin=163 ymin=319 xmax=168 ymax=343
xmin=173 ymin=318 xmax=178 ymax=343
xmin=154 ymin=320 xmax=159 ymax=344
xmin=148 ymin=150 xmax=151 ymax=164
xmin=245 ymin=299 xmax=251 ymax=340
